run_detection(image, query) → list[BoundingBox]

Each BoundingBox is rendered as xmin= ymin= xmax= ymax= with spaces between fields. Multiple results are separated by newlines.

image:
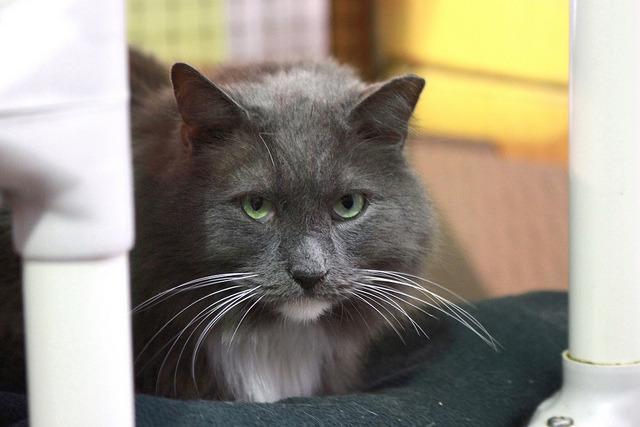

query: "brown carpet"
xmin=408 ymin=138 xmax=568 ymax=299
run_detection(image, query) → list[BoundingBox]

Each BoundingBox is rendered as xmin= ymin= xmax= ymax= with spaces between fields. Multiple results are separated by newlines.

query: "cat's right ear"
xmin=171 ymin=63 xmax=248 ymax=147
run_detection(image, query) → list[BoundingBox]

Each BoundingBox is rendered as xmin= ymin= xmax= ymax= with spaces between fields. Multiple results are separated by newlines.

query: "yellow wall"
xmin=127 ymin=0 xmax=227 ymax=66
xmin=378 ymin=0 xmax=569 ymax=163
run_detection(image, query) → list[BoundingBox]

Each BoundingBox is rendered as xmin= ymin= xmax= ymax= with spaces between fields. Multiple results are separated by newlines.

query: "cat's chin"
xmin=277 ymin=298 xmax=332 ymax=323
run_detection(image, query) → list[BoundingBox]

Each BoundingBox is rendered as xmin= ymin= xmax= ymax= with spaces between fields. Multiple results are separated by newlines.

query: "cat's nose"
xmin=289 ymin=268 xmax=327 ymax=290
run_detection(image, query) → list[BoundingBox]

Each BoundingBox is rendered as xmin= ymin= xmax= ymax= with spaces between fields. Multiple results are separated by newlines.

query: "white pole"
xmin=23 ymin=257 xmax=133 ymax=427
xmin=0 ymin=0 xmax=134 ymax=426
xmin=529 ymin=1 xmax=640 ymax=425
xmin=569 ymin=0 xmax=640 ymax=364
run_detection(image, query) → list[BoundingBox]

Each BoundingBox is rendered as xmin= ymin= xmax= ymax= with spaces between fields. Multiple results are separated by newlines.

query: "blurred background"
xmin=128 ymin=0 xmax=569 ymax=300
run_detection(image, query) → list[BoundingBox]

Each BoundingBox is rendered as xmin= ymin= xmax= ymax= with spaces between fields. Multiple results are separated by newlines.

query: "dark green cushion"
xmin=0 ymin=292 xmax=567 ymax=427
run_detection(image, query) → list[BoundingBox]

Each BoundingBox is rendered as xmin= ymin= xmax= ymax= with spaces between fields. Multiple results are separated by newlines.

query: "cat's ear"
xmin=171 ymin=63 xmax=248 ymax=145
xmin=348 ymin=75 xmax=425 ymax=145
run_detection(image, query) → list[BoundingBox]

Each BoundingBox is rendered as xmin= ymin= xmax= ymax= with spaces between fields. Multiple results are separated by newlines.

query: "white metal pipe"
xmin=529 ymin=0 xmax=640 ymax=425
xmin=23 ymin=256 xmax=133 ymax=427
xmin=530 ymin=352 xmax=640 ymax=426
xmin=0 ymin=0 xmax=134 ymax=425
xmin=568 ymin=0 xmax=640 ymax=364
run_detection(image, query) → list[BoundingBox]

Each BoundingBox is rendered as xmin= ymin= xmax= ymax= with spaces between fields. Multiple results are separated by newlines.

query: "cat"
xmin=127 ymin=51 xmax=437 ymax=401
xmin=0 ymin=49 xmax=467 ymax=403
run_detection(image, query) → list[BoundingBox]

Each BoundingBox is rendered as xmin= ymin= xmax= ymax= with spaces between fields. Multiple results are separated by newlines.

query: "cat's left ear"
xmin=349 ymin=75 xmax=425 ymax=145
xmin=171 ymin=63 xmax=249 ymax=146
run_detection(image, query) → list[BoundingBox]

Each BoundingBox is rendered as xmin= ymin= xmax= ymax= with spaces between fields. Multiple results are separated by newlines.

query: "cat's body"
xmin=0 ymin=51 xmax=436 ymax=402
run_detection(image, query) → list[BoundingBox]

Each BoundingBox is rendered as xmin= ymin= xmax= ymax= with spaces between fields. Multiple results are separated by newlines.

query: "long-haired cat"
xmin=0 ymin=51 xmax=493 ymax=403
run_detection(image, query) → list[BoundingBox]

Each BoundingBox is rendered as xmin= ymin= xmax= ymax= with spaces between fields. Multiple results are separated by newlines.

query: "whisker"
xmin=366 ymin=285 xmax=435 ymax=320
xmin=173 ymin=289 xmax=255 ymax=391
xmin=347 ymin=290 xmax=406 ymax=344
xmin=357 ymin=280 xmax=477 ymax=335
xmin=359 ymin=283 xmax=438 ymax=329
xmin=189 ymin=289 xmax=259 ymax=389
xmin=227 ymin=295 xmax=265 ymax=349
xmin=359 ymin=268 xmax=473 ymax=307
xmin=168 ymin=288 xmax=257 ymax=396
xmin=355 ymin=288 xmax=407 ymax=332
xmin=392 ymin=276 xmax=495 ymax=347
xmin=138 ymin=287 xmax=255 ymax=375
xmin=259 ymin=132 xmax=276 ymax=170
xmin=135 ymin=284 xmax=246 ymax=365
xmin=359 ymin=275 xmax=440 ymax=305
xmin=357 ymin=286 xmax=429 ymax=338
xmin=354 ymin=281 xmax=497 ymax=349
xmin=135 ymin=273 xmax=248 ymax=312
xmin=346 ymin=298 xmax=373 ymax=335
xmin=134 ymin=272 xmax=257 ymax=313
xmin=152 ymin=287 xmax=256 ymax=394
xmin=359 ymin=274 xmax=496 ymax=347
xmin=356 ymin=282 xmax=439 ymax=320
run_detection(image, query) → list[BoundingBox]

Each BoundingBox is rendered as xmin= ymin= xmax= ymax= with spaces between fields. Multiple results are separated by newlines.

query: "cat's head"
xmin=160 ymin=61 xmax=435 ymax=323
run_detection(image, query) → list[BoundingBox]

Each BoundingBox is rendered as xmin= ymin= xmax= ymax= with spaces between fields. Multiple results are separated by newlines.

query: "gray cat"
xmin=0 ymin=51 xmax=488 ymax=402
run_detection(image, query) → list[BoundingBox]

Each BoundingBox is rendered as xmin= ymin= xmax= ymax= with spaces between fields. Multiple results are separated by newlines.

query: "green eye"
xmin=333 ymin=193 xmax=366 ymax=219
xmin=242 ymin=195 xmax=273 ymax=222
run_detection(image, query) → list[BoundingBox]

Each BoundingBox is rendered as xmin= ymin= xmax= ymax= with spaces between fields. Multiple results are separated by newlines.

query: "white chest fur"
xmin=209 ymin=321 xmax=331 ymax=402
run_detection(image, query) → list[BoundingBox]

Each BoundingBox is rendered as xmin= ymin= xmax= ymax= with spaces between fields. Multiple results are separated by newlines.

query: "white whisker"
xmin=135 ymin=284 xmax=246 ymax=365
xmin=168 ymin=288 xmax=257 ymax=396
xmin=348 ymin=290 xmax=406 ymax=344
xmin=355 ymin=282 xmax=440 ymax=323
xmin=140 ymin=288 xmax=253 ymax=376
xmin=189 ymin=289 xmax=259 ymax=389
xmin=358 ymin=280 xmax=476 ymax=335
xmin=259 ymin=132 xmax=276 ymax=169
xmin=227 ymin=295 xmax=265 ymax=348
xmin=373 ymin=273 xmax=495 ymax=347
xmin=357 ymin=286 xmax=429 ymax=338
xmin=358 ymin=273 xmax=496 ymax=347
xmin=359 ymin=289 xmax=404 ymax=332
xmin=356 ymin=288 xmax=406 ymax=331
xmin=152 ymin=287 xmax=256 ymax=395
xmin=346 ymin=299 xmax=373 ymax=335
xmin=359 ymin=268 xmax=473 ymax=307
xmin=134 ymin=272 xmax=257 ymax=313
xmin=354 ymin=280 xmax=497 ymax=349
xmin=367 ymin=285 xmax=435 ymax=318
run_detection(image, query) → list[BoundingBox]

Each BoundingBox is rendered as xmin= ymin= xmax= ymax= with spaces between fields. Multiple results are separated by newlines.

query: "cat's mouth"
xmin=276 ymin=297 xmax=332 ymax=323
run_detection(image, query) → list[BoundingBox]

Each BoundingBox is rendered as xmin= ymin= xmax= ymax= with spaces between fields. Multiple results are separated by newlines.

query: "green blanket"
xmin=1 ymin=292 xmax=567 ymax=426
